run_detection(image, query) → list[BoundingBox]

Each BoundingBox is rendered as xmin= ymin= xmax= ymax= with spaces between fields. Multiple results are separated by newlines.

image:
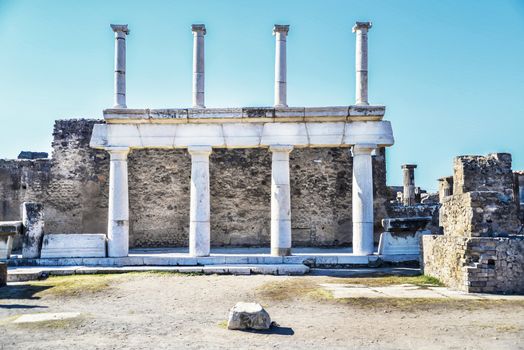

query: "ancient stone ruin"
xmin=422 ymin=153 xmax=524 ymax=293
xmin=0 ymin=22 xmax=522 ymax=294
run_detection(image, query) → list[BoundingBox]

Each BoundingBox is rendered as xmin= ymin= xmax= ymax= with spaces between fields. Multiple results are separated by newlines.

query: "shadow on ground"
xmin=0 ymin=284 xmax=51 ymax=300
xmin=242 ymin=325 xmax=295 ymax=336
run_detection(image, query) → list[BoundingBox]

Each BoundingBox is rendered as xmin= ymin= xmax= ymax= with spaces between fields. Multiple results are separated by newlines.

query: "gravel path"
xmin=1 ymin=274 xmax=523 ymax=350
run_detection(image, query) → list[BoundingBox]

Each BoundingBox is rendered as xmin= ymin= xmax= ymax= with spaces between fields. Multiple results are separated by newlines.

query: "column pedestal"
xmin=107 ymin=147 xmax=130 ymax=257
xmin=352 ymin=144 xmax=375 ymax=255
xmin=270 ymin=145 xmax=293 ymax=256
xmin=188 ymin=146 xmax=212 ymax=257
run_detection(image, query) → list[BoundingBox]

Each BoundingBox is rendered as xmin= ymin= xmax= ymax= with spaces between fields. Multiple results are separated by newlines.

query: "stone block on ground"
xmin=378 ymin=230 xmax=431 ymax=256
xmin=22 ymin=202 xmax=45 ymax=259
xmin=0 ymin=262 xmax=6 ymax=287
xmin=227 ymin=302 xmax=272 ymax=330
xmin=0 ymin=222 xmax=21 ymax=259
xmin=40 ymin=234 xmax=106 ymax=258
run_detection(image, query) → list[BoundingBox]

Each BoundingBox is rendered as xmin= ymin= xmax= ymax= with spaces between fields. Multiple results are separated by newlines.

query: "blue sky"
xmin=0 ymin=0 xmax=523 ymax=191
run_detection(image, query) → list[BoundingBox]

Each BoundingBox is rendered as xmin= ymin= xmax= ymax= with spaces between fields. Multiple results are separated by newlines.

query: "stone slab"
xmin=40 ymin=234 xmax=106 ymax=258
xmin=13 ymin=312 xmax=81 ymax=324
xmin=378 ymin=231 xmax=431 ymax=256
xmin=0 ymin=221 xmax=22 ymax=235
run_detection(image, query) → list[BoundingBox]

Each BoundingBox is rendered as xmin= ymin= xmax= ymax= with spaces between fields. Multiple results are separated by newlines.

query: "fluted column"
xmin=270 ymin=145 xmax=293 ymax=256
xmin=192 ymin=24 xmax=206 ymax=108
xmin=110 ymin=24 xmax=130 ymax=108
xmin=273 ymin=25 xmax=289 ymax=107
xmin=107 ymin=147 xmax=130 ymax=257
xmin=352 ymin=22 xmax=372 ymax=106
xmin=352 ymin=144 xmax=375 ymax=255
xmin=188 ymin=146 xmax=212 ymax=257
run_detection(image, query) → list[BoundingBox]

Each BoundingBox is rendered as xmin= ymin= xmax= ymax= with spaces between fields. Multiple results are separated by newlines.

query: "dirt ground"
xmin=1 ymin=273 xmax=523 ymax=350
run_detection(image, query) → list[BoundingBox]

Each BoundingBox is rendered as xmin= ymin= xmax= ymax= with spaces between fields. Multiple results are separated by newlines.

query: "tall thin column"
xmin=273 ymin=25 xmax=289 ymax=107
xmin=352 ymin=22 xmax=372 ymax=106
xmin=352 ymin=144 xmax=375 ymax=255
xmin=270 ymin=145 xmax=293 ymax=256
xmin=402 ymin=164 xmax=417 ymax=206
xmin=107 ymin=147 xmax=130 ymax=257
xmin=110 ymin=24 xmax=130 ymax=108
xmin=192 ymin=24 xmax=206 ymax=108
xmin=188 ymin=146 xmax=212 ymax=257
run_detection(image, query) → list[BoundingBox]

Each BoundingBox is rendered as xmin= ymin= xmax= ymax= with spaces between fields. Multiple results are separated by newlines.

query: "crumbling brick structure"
xmin=422 ymin=153 xmax=524 ymax=293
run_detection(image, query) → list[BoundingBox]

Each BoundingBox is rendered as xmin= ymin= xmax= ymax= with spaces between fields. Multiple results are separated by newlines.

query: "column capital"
xmin=352 ymin=21 xmax=372 ymax=32
xmin=188 ymin=145 xmax=212 ymax=156
xmin=107 ymin=147 xmax=130 ymax=160
xmin=352 ymin=143 xmax=376 ymax=155
xmin=273 ymin=24 xmax=290 ymax=35
xmin=401 ymin=164 xmax=417 ymax=170
xmin=269 ymin=145 xmax=293 ymax=153
xmin=192 ymin=24 xmax=207 ymax=35
xmin=110 ymin=24 xmax=130 ymax=35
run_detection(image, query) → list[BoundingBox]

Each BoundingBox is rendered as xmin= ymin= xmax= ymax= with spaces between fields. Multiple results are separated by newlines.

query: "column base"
xmin=271 ymin=247 xmax=291 ymax=256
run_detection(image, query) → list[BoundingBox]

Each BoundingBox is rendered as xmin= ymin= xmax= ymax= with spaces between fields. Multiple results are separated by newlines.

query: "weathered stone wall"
xmin=440 ymin=191 xmax=520 ymax=238
xmin=0 ymin=119 xmax=389 ymax=249
xmin=386 ymin=203 xmax=440 ymax=234
xmin=453 ymin=153 xmax=514 ymax=197
xmin=422 ymin=235 xmax=524 ymax=293
xmin=422 ymin=152 xmax=524 ymax=293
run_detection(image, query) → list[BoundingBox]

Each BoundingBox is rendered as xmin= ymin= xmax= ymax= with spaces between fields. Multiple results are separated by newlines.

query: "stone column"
xmin=402 ymin=164 xmax=417 ymax=206
xmin=352 ymin=22 xmax=372 ymax=106
xmin=269 ymin=145 xmax=293 ymax=256
xmin=438 ymin=176 xmax=454 ymax=202
xmin=192 ymin=24 xmax=206 ymax=108
xmin=188 ymin=146 xmax=212 ymax=257
xmin=21 ymin=202 xmax=44 ymax=259
xmin=352 ymin=144 xmax=375 ymax=255
xmin=110 ymin=24 xmax=130 ymax=109
xmin=273 ymin=25 xmax=289 ymax=107
xmin=107 ymin=147 xmax=130 ymax=257
xmin=518 ymin=173 xmax=524 ymax=205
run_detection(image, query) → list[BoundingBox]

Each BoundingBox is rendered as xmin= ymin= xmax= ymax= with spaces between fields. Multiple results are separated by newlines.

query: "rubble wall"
xmin=0 ymin=119 xmax=389 ymax=248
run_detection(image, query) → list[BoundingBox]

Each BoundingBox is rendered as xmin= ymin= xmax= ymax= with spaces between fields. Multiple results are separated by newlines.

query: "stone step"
xmin=7 ymin=253 xmax=419 ymax=267
xmin=6 ymin=264 xmax=310 ymax=282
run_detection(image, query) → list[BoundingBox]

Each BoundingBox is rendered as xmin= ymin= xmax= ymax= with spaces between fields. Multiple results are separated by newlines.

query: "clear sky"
xmin=1 ymin=0 xmax=523 ymax=191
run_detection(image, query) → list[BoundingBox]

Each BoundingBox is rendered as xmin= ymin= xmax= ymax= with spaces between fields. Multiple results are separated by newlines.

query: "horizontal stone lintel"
xmin=90 ymin=120 xmax=394 ymax=149
xmin=103 ymin=105 xmax=386 ymax=124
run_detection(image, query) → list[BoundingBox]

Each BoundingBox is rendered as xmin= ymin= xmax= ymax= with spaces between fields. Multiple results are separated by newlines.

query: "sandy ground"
xmin=0 ymin=273 xmax=523 ymax=350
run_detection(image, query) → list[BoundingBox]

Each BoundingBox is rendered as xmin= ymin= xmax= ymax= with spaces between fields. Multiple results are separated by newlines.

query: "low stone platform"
xmin=7 ymin=264 xmax=310 ymax=282
xmin=7 ymin=247 xmax=419 ymax=268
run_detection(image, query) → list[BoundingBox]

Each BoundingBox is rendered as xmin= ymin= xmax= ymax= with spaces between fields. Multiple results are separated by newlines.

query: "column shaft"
xmin=189 ymin=146 xmax=212 ymax=257
xmin=111 ymin=24 xmax=129 ymax=108
xmin=352 ymin=144 xmax=375 ymax=255
xmin=353 ymin=22 xmax=372 ymax=106
xmin=273 ymin=25 xmax=289 ymax=107
xmin=192 ymin=25 xmax=206 ymax=108
xmin=402 ymin=164 xmax=417 ymax=206
xmin=107 ymin=148 xmax=130 ymax=257
xmin=270 ymin=145 xmax=293 ymax=256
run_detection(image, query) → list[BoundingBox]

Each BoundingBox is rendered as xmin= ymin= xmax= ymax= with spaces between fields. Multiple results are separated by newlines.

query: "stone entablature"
xmin=93 ymin=106 xmax=391 ymax=150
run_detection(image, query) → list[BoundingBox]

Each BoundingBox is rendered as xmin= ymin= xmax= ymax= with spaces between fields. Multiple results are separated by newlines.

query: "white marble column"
xmin=273 ymin=25 xmax=289 ymax=107
xmin=352 ymin=22 xmax=372 ymax=106
xmin=192 ymin=24 xmax=206 ymax=108
xmin=352 ymin=144 xmax=375 ymax=255
xmin=188 ymin=146 xmax=212 ymax=257
xmin=270 ymin=145 xmax=293 ymax=256
xmin=107 ymin=147 xmax=130 ymax=257
xmin=110 ymin=24 xmax=130 ymax=109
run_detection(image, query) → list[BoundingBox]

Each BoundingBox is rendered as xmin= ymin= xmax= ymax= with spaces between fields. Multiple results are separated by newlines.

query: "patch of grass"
xmin=256 ymin=278 xmax=334 ymax=302
xmin=27 ymin=274 xmax=116 ymax=297
xmin=12 ymin=317 xmax=84 ymax=330
xmin=329 ymin=275 xmax=444 ymax=287
xmin=217 ymin=320 xmax=228 ymax=329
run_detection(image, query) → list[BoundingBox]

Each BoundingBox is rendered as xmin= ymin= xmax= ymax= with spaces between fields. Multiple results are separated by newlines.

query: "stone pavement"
xmin=320 ymin=283 xmax=524 ymax=300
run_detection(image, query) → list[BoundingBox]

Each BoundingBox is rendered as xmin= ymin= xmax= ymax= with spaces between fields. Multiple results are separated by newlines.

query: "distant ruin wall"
xmin=0 ymin=119 xmax=389 ymax=249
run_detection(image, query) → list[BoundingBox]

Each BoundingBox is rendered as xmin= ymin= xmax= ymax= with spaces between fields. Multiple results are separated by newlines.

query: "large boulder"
xmin=227 ymin=302 xmax=271 ymax=330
